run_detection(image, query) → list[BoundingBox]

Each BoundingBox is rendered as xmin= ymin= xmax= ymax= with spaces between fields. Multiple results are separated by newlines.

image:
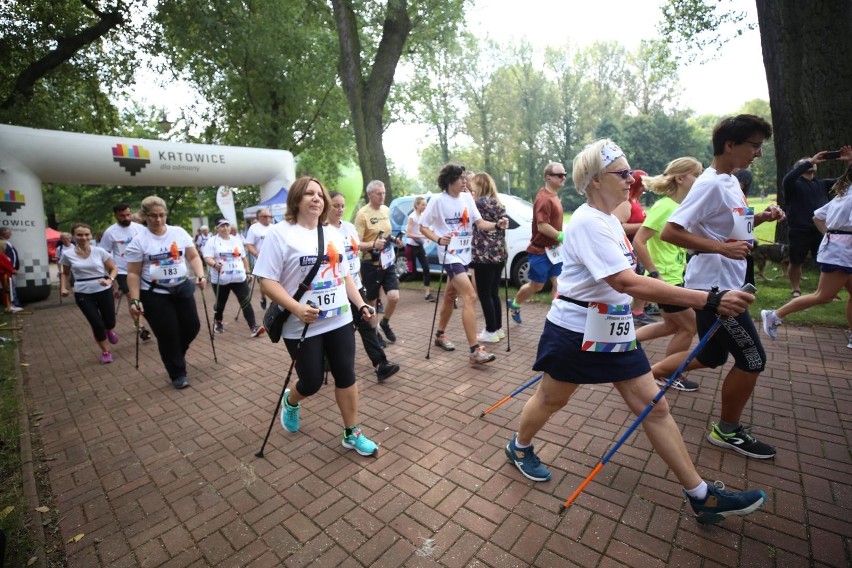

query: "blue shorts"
xmin=528 ymin=253 xmax=561 ymax=283
xmin=443 ymin=263 xmax=469 ymax=279
xmin=819 ymin=262 xmax=852 ymax=274
xmin=533 ymin=319 xmax=651 ymax=384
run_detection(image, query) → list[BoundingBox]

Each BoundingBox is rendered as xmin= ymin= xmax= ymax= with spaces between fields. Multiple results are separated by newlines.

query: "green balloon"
xmin=336 ymin=163 xmax=363 ymax=221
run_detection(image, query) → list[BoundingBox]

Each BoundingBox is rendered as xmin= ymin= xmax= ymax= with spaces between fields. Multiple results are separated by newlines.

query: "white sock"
xmin=685 ymin=481 xmax=708 ymax=500
xmin=513 ymin=435 xmax=531 ymax=449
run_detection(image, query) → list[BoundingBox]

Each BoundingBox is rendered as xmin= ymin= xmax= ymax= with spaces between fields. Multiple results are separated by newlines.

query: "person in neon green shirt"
xmin=633 ymin=157 xmax=703 ymax=391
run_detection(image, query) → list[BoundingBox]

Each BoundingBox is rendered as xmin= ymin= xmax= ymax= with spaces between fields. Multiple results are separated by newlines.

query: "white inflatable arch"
xmin=0 ymin=124 xmax=295 ymax=302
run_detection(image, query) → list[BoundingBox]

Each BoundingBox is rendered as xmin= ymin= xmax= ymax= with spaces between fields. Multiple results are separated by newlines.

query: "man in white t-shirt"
xmin=244 ymin=207 xmax=273 ymax=310
xmin=656 ymin=114 xmax=785 ymax=460
xmin=420 ymin=164 xmax=509 ymax=365
xmin=99 ymin=203 xmax=150 ymax=340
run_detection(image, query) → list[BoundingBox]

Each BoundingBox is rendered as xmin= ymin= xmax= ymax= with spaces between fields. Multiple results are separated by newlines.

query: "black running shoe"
xmin=376 ymin=362 xmax=400 ymax=382
xmin=707 ymin=423 xmax=776 ymax=459
xmin=380 ymin=318 xmax=396 ymax=343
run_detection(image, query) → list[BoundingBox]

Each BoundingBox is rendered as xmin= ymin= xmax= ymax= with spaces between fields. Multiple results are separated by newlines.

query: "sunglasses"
xmin=604 ymin=169 xmax=634 ymax=180
xmin=548 ymin=172 xmax=567 ymax=178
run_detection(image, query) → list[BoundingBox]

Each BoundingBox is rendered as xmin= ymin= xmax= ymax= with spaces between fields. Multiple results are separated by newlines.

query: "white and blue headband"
xmin=601 ymin=141 xmax=625 ymax=168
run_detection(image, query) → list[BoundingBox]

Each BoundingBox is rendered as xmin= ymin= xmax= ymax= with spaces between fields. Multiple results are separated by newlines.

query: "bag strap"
xmin=291 ymin=226 xmax=324 ymax=303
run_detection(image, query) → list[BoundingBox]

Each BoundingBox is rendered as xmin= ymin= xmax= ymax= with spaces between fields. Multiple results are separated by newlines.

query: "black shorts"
xmin=115 ymin=274 xmax=129 ymax=294
xmin=694 ymin=308 xmax=766 ymax=373
xmin=361 ymin=262 xmax=400 ymax=301
xmin=788 ymin=228 xmax=823 ymax=265
xmin=533 ymin=319 xmax=651 ymax=384
xmin=659 ymin=282 xmax=689 ymax=313
xmin=284 ymin=323 xmax=356 ymax=396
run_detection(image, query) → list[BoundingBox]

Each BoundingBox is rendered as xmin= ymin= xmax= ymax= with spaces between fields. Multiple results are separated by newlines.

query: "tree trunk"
xmin=755 ymin=0 xmax=852 ymax=242
xmin=332 ymin=0 xmax=411 ymax=203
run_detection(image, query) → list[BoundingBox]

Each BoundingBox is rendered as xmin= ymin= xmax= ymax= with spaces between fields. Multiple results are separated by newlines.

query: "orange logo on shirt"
xmin=169 ymin=241 xmax=180 ymax=260
xmin=321 ymin=242 xmax=341 ymax=278
xmin=350 ymin=236 xmax=359 ymax=253
xmin=233 ymin=246 xmax=240 ymax=258
xmin=460 ymin=208 xmax=470 ymax=230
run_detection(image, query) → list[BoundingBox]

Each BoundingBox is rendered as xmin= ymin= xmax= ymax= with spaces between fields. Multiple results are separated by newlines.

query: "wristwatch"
xmin=702 ymin=286 xmax=728 ymax=313
xmin=648 ymin=270 xmax=660 ymax=279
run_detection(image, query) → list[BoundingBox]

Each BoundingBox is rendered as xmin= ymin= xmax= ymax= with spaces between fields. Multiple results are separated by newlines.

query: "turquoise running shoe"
xmin=280 ymin=389 xmax=300 ymax=433
xmin=342 ymin=427 xmax=378 ymax=456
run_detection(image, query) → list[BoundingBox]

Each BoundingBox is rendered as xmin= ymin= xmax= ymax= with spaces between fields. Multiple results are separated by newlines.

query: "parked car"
xmin=388 ymin=192 xmax=534 ymax=286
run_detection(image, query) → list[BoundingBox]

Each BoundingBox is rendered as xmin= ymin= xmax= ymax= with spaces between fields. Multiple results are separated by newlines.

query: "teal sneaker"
xmin=687 ymin=480 xmax=766 ymax=525
xmin=505 ymin=434 xmax=551 ymax=481
xmin=507 ymin=299 xmax=522 ymax=324
xmin=342 ymin=426 xmax=378 ymax=456
xmin=280 ymin=389 xmax=300 ymax=433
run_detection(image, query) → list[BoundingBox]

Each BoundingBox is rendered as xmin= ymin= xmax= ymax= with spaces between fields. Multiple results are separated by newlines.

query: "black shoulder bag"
xmin=263 ymin=227 xmax=324 ymax=343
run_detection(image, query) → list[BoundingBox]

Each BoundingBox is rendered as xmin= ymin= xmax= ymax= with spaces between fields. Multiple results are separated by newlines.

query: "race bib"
xmin=150 ymin=258 xmax=187 ymax=282
xmin=581 ymin=303 xmax=637 ymax=352
xmin=545 ymin=245 xmax=562 ymax=265
xmin=448 ymin=232 xmax=472 ymax=254
xmin=305 ymin=278 xmax=349 ymax=319
xmin=380 ymin=246 xmax=395 ymax=270
xmin=729 ymin=207 xmax=754 ymax=242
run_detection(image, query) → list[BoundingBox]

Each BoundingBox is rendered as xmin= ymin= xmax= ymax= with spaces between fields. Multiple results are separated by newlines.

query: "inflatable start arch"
xmin=0 ymin=124 xmax=295 ymax=302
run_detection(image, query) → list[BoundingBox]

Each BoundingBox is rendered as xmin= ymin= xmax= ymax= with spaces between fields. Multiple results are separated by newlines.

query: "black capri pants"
xmin=213 ymin=279 xmax=257 ymax=327
xmin=140 ymin=289 xmax=201 ymax=379
xmin=694 ymin=308 xmax=766 ymax=373
xmin=75 ymin=288 xmax=116 ymax=342
xmin=284 ymin=322 xmax=356 ymax=397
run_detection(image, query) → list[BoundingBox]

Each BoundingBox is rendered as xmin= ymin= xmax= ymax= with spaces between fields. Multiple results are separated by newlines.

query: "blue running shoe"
xmin=342 ymin=427 xmax=378 ymax=456
xmin=687 ymin=481 xmax=766 ymax=525
xmin=508 ymin=299 xmax=522 ymax=324
xmin=505 ymin=434 xmax=550 ymax=481
xmin=280 ymin=389 xmax=300 ymax=433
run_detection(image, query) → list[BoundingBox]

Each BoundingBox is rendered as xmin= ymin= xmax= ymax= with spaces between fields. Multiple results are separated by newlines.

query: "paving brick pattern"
xmin=19 ymin=288 xmax=851 ymax=567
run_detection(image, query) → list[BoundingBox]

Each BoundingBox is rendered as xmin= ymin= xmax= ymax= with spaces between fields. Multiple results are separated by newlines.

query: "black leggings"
xmin=140 ymin=290 xmax=201 ymax=379
xmin=471 ymin=262 xmax=503 ymax=332
xmin=406 ymin=244 xmax=431 ymax=287
xmin=213 ymin=279 xmax=256 ymax=327
xmin=75 ymin=289 xmax=116 ymax=342
xmin=284 ymin=323 xmax=356 ymax=397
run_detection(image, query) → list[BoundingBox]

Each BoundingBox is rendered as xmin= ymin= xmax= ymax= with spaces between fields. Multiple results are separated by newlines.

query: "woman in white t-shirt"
xmin=59 ymin=223 xmax=119 ymax=364
xmin=504 ymin=139 xmax=767 ymax=525
xmin=762 ymin=157 xmax=852 ymax=347
xmin=405 ymin=196 xmax=434 ymax=301
xmin=126 ymin=196 xmax=207 ymax=390
xmin=253 ymin=177 xmax=379 ymax=457
xmin=202 ymin=218 xmax=263 ymax=338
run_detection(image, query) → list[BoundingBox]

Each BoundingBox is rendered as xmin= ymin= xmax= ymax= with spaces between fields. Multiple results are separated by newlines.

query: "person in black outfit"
xmin=782 ymin=146 xmax=850 ymax=297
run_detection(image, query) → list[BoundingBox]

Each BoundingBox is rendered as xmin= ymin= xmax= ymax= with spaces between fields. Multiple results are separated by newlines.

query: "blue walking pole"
xmin=480 ymin=374 xmax=543 ymax=417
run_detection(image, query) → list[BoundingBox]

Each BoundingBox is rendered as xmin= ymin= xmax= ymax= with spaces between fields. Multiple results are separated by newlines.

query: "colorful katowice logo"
xmin=0 ymin=189 xmax=26 ymax=216
xmin=112 ymin=143 xmax=151 ymax=176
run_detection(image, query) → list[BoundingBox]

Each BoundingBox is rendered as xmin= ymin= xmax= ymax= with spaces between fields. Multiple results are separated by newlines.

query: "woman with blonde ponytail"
xmin=633 ymin=157 xmax=704 ymax=391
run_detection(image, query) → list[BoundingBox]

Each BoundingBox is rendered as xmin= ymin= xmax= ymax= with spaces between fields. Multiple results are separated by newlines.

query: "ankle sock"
xmin=470 ymin=344 xmax=480 ymax=353
xmin=513 ymin=437 xmax=531 ymax=450
xmin=718 ymin=420 xmax=740 ymax=435
xmin=344 ymin=426 xmax=356 ymax=437
xmin=685 ymin=481 xmax=708 ymax=500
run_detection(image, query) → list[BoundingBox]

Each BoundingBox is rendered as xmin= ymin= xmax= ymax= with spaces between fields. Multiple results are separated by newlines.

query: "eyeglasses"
xmin=741 ymin=140 xmax=763 ymax=151
xmin=604 ymin=169 xmax=634 ymax=180
xmin=258 ymin=215 xmax=272 ymax=218
xmin=548 ymin=172 xmax=567 ymax=178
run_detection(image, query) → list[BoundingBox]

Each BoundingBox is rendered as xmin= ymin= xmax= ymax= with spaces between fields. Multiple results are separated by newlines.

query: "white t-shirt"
xmin=668 ymin=167 xmax=749 ymax=291
xmin=125 ymin=226 xmax=195 ymax=293
xmin=244 ymin=222 xmax=272 ymax=257
xmin=59 ymin=247 xmax=114 ymax=294
xmin=335 ymin=221 xmax=363 ymax=290
xmin=547 ymin=204 xmax=635 ymax=332
xmin=195 ymin=233 xmax=210 ymax=249
xmin=405 ymin=210 xmax=426 ymax=246
xmin=252 ymin=222 xmax=352 ymax=339
xmin=202 ymin=235 xmax=248 ymax=285
xmin=814 ymin=192 xmax=852 ymax=267
xmin=99 ymin=222 xmax=145 ymax=274
xmin=418 ymin=191 xmax=482 ymax=265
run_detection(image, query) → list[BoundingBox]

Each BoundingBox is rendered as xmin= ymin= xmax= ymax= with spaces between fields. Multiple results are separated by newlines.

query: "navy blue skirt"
xmin=533 ymin=319 xmax=652 ymax=384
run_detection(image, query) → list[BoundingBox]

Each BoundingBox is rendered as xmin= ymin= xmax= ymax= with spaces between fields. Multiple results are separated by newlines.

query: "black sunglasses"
xmin=604 ymin=169 xmax=634 ymax=180
xmin=548 ymin=172 xmax=567 ymax=178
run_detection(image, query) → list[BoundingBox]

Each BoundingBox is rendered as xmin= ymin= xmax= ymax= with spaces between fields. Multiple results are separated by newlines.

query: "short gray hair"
xmin=366 ymin=180 xmax=385 ymax=194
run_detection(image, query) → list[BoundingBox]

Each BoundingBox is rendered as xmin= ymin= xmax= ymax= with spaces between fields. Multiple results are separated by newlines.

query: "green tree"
xmin=625 ymin=39 xmax=681 ymax=115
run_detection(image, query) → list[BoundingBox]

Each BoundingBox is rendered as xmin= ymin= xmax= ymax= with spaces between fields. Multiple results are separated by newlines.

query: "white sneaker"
xmin=760 ymin=309 xmax=782 ymax=339
xmin=496 ymin=328 xmax=506 ymax=339
xmin=477 ymin=329 xmax=500 ymax=343
xmin=9 ymin=306 xmax=23 ymax=313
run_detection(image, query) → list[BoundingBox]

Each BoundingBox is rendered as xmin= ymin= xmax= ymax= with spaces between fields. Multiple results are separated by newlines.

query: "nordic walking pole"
xmin=558 ymin=284 xmax=756 ymax=513
xmin=480 ymin=374 xmax=542 ymax=417
xmin=134 ymin=314 xmax=140 ymax=370
xmin=115 ymin=290 xmax=123 ymax=315
xmin=256 ymin=301 xmax=315 ymax=458
xmin=236 ymin=269 xmax=256 ymax=322
xmin=425 ymin=243 xmax=449 ymax=359
xmin=199 ymin=280 xmax=218 ymax=363
xmin=502 ymin=222 xmax=511 ymax=352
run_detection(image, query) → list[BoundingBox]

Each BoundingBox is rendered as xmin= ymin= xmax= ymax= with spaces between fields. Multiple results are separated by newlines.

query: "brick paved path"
xmin=18 ymin=288 xmax=851 ymax=567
